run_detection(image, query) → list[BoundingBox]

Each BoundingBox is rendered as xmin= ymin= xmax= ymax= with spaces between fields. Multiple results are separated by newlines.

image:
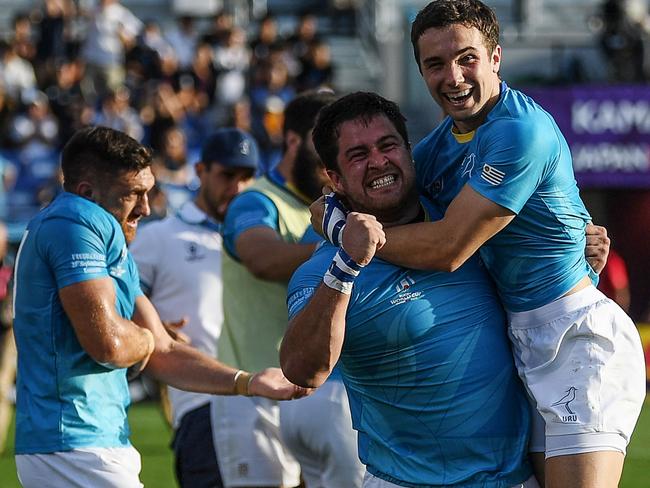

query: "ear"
xmin=491 ymin=44 xmax=502 ymax=73
xmin=285 ymin=130 xmax=301 ymax=153
xmin=326 ymin=169 xmax=344 ymax=194
xmin=76 ymin=181 xmax=95 ymax=201
xmin=195 ymin=161 xmax=206 ymax=179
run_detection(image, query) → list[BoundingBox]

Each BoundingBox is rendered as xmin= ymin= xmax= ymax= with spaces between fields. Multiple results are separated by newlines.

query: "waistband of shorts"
xmin=507 ymin=285 xmax=606 ymax=329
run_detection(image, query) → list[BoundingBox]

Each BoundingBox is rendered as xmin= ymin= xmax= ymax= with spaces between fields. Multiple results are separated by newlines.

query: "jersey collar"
xmin=177 ymin=201 xmax=222 ymax=233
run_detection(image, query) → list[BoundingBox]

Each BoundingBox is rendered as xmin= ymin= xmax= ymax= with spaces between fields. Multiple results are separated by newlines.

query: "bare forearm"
xmin=378 ymin=221 xmax=461 ymax=271
xmin=146 ymin=343 xmax=239 ymax=395
xmin=280 ymin=284 xmax=349 ymax=388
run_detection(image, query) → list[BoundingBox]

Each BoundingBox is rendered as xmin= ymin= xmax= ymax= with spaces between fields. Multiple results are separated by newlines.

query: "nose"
xmin=444 ymin=62 xmax=463 ymax=87
xmin=136 ymin=192 xmax=151 ymax=218
xmin=368 ymin=146 xmax=389 ymax=168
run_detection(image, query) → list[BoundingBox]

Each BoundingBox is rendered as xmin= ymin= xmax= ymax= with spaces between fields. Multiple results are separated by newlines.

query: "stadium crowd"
xmin=0 ymin=1 xmax=336 ymax=241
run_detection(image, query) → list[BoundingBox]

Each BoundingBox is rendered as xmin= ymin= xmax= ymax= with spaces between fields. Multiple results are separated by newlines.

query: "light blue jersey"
xmin=13 ymin=192 xmax=142 ymax=454
xmin=414 ymin=82 xmax=594 ymax=312
xmin=287 ymin=225 xmax=532 ymax=486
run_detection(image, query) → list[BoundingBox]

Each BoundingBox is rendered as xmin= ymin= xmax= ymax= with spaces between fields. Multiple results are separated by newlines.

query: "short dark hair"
xmin=312 ymin=91 xmax=409 ymax=172
xmin=61 ymin=126 xmax=153 ymax=191
xmin=411 ymin=0 xmax=499 ymax=70
xmin=283 ymin=90 xmax=338 ymax=141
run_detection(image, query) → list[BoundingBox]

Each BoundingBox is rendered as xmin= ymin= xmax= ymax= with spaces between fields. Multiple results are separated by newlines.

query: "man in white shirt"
xmin=81 ymin=0 xmax=143 ymax=102
xmin=131 ymin=128 xmax=259 ymax=487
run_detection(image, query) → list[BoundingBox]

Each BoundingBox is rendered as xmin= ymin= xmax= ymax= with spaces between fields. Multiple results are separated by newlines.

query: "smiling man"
xmin=12 ymin=127 xmax=309 ymax=488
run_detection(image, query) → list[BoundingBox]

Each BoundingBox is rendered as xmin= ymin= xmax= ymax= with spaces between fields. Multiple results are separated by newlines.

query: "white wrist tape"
xmin=323 ymin=192 xmax=348 ymax=247
xmin=323 ymin=247 xmax=364 ymax=295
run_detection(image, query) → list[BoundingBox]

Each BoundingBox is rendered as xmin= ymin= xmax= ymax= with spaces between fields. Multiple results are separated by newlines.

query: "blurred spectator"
xmin=92 ymin=86 xmax=143 ymax=141
xmin=599 ymin=0 xmax=649 ymax=82
xmin=11 ymin=13 xmax=36 ymax=64
xmin=151 ymin=126 xmax=198 ymax=214
xmin=0 ymin=39 xmax=37 ymax=104
xmin=250 ymin=59 xmax=295 ymax=171
xmin=81 ymin=0 xmax=143 ymax=103
xmin=9 ymin=90 xmax=59 ymax=151
xmin=182 ymin=42 xmax=217 ymax=109
xmin=287 ymin=13 xmax=319 ymax=65
xmin=165 ymin=16 xmax=198 ymax=71
xmin=202 ymin=10 xmax=234 ymax=47
xmin=251 ymin=14 xmax=279 ymax=65
xmin=598 ymin=248 xmax=631 ymax=313
xmin=45 ymin=57 xmax=90 ymax=146
xmin=296 ymin=39 xmax=335 ymax=92
xmin=213 ymin=27 xmax=250 ymax=108
xmin=34 ymin=0 xmax=77 ymax=87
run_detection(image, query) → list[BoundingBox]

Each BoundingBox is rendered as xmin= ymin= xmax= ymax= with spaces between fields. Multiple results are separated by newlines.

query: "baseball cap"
xmin=200 ymin=128 xmax=259 ymax=170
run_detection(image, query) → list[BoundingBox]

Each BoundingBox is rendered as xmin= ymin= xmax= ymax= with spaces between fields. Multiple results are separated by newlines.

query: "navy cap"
xmin=200 ymin=128 xmax=260 ymax=170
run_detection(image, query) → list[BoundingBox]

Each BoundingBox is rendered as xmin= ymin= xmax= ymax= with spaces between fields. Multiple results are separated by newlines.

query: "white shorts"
xmin=15 ymin=446 xmax=143 ymax=488
xmin=507 ymin=285 xmax=646 ymax=458
xmin=210 ymin=395 xmax=301 ymax=487
xmin=280 ymin=378 xmax=364 ymax=488
xmin=362 ymin=471 xmax=540 ymax=488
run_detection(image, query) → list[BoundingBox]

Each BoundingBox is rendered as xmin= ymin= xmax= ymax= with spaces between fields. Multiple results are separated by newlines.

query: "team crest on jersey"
xmin=480 ymin=164 xmax=505 ymax=185
xmin=460 ymin=153 xmax=476 ymax=178
xmin=551 ymin=387 xmax=579 ymax=423
xmin=185 ymin=241 xmax=206 ymax=261
xmin=391 ymin=275 xmax=421 ymax=305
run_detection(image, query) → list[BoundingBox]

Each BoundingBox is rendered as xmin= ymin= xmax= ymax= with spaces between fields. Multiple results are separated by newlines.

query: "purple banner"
xmin=524 ymin=85 xmax=650 ymax=188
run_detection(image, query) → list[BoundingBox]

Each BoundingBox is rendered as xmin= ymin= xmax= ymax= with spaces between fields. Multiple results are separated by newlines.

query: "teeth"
xmin=370 ymin=175 xmax=395 ymax=189
xmin=447 ymin=89 xmax=471 ymax=100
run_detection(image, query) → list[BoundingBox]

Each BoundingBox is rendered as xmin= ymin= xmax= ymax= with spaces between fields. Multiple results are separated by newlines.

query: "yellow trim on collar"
xmin=451 ymin=127 xmax=476 ymax=143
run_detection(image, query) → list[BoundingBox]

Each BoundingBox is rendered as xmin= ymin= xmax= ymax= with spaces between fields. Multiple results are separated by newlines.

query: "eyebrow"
xmin=343 ymin=134 xmax=401 ymax=158
xmin=421 ymin=46 xmax=477 ymax=65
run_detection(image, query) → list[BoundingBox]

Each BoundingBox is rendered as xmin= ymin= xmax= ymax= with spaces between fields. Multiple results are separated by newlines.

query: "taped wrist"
xmin=323 ymin=247 xmax=364 ymax=295
xmin=323 ymin=192 xmax=348 ymax=246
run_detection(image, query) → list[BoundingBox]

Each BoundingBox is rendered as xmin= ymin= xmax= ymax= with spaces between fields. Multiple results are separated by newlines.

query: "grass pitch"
xmin=0 ymin=399 xmax=648 ymax=487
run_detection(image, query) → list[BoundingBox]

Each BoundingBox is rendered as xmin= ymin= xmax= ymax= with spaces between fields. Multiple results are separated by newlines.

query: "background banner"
xmin=524 ymin=85 xmax=650 ymax=188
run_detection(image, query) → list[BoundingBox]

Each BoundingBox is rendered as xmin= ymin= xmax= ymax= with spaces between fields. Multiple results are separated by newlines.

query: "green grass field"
xmin=1 ymin=399 xmax=649 ymax=487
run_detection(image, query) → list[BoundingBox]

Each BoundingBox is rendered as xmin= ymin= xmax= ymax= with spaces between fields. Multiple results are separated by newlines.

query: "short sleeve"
xmin=40 ymin=218 xmax=109 ymax=289
xmin=286 ymin=246 xmax=335 ymax=320
xmin=468 ymin=119 xmax=552 ymax=214
xmin=130 ymin=221 xmax=162 ymax=294
xmin=223 ymin=191 xmax=279 ymax=258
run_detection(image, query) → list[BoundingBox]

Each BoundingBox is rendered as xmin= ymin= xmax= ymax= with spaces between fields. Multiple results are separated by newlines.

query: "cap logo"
xmin=239 ymin=140 xmax=250 ymax=155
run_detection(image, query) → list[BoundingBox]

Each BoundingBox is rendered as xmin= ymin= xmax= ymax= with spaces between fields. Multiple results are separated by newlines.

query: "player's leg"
xmin=210 ymin=395 xmax=301 ymax=488
xmin=508 ymin=287 xmax=645 ymax=488
xmin=279 ymin=378 xmax=364 ymax=488
xmin=172 ymin=403 xmax=224 ymax=488
xmin=545 ymin=451 xmax=623 ymax=488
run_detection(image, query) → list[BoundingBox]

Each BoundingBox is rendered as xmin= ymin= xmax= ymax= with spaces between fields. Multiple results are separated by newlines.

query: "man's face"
xmin=94 ymin=167 xmax=155 ymax=244
xmin=197 ymin=162 xmax=254 ymax=221
xmin=417 ymin=24 xmax=501 ymax=133
xmin=329 ymin=115 xmax=417 ymax=222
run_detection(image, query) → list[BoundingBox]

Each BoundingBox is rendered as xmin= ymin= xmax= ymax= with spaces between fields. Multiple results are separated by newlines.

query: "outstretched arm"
xmin=133 ymin=295 xmax=309 ymax=400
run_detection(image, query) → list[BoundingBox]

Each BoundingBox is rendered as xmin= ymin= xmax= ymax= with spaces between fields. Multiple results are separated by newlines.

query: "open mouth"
xmin=369 ymin=174 xmax=397 ymax=190
xmin=444 ymin=88 xmax=473 ymax=105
